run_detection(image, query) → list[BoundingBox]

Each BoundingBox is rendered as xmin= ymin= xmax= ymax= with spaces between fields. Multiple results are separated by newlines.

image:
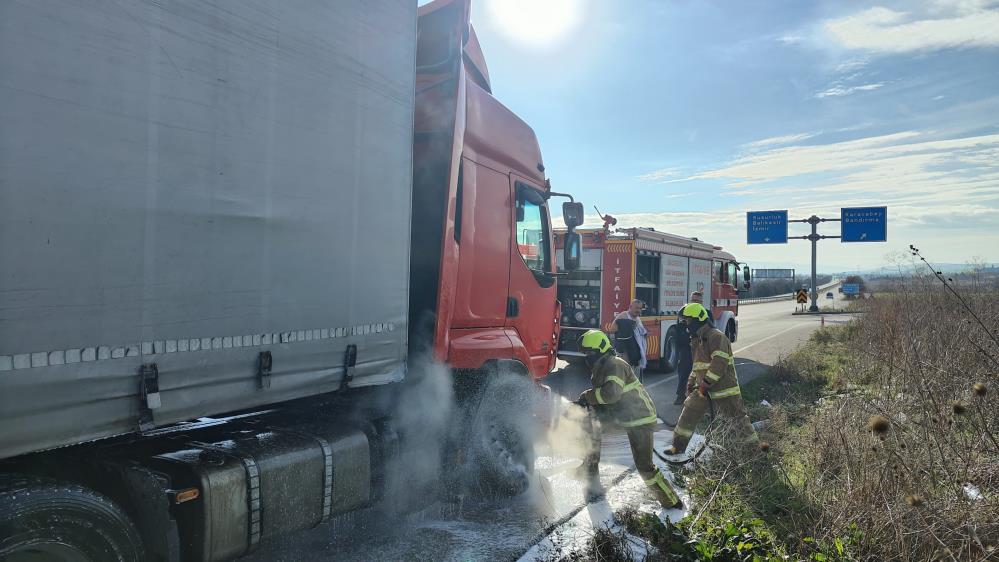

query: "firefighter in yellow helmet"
xmin=664 ymin=303 xmax=758 ymax=457
xmin=576 ymin=329 xmax=683 ymax=509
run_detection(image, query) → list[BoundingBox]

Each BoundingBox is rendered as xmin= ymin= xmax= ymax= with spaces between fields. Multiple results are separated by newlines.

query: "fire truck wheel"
xmin=470 ymin=375 xmax=536 ymax=498
xmin=0 ymin=475 xmax=145 ymax=562
xmin=661 ymin=332 xmax=680 ymax=373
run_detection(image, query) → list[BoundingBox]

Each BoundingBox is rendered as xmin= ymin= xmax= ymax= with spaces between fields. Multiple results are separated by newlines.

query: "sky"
xmin=459 ymin=0 xmax=999 ymax=273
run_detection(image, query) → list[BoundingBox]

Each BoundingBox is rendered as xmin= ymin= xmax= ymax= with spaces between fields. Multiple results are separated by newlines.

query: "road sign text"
xmin=841 ymin=207 xmax=887 ymax=243
xmin=747 ymin=210 xmax=788 ymax=244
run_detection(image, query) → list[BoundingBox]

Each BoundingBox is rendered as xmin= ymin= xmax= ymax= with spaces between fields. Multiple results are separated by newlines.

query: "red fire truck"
xmin=555 ymin=227 xmax=750 ymax=371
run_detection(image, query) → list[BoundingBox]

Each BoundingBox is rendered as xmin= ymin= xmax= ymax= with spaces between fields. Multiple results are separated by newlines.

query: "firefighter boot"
xmin=574 ymin=407 xmax=603 ymax=501
xmin=628 ymin=428 xmax=683 ymax=509
xmin=646 ymin=471 xmax=683 ymax=510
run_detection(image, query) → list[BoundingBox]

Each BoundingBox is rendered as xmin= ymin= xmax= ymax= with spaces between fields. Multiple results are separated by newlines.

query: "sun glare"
xmin=485 ymin=0 xmax=583 ymax=47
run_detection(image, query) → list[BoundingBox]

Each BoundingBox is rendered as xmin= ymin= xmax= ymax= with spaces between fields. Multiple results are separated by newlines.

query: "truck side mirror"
xmin=562 ymin=202 xmax=584 ymax=230
xmin=743 ymin=265 xmax=751 ymax=282
xmin=563 ymin=232 xmax=581 ymax=271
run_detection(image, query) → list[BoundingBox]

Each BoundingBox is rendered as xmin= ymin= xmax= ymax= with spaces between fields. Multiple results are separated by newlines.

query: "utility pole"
xmin=789 ymin=215 xmax=840 ymax=312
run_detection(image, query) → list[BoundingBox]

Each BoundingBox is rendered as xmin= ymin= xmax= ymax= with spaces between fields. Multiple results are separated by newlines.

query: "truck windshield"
xmin=517 ymin=198 xmax=549 ymax=274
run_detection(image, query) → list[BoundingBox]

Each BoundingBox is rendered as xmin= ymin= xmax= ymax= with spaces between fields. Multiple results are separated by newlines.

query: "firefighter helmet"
xmin=579 ymin=330 xmax=612 ymax=355
xmin=680 ymin=302 xmax=709 ymax=322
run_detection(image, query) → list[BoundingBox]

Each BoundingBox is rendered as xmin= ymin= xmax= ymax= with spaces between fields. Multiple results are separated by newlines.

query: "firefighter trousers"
xmin=628 ymin=426 xmax=681 ymax=508
xmin=671 ymin=392 xmax=757 ymax=452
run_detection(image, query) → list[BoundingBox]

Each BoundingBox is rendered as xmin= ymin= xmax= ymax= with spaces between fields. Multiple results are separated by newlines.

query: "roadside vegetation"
xmin=547 ymin=255 xmax=998 ymax=561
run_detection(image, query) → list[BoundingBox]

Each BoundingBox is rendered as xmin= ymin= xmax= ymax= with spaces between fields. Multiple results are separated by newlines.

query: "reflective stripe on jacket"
xmin=585 ymin=353 xmax=657 ymax=427
xmin=692 ymin=325 xmax=740 ymax=398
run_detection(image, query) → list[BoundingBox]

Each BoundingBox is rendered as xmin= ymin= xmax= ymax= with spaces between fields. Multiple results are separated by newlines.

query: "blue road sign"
xmin=747 ymin=210 xmax=788 ymax=244
xmin=841 ymin=207 xmax=887 ymax=242
xmin=842 ymin=283 xmax=861 ymax=295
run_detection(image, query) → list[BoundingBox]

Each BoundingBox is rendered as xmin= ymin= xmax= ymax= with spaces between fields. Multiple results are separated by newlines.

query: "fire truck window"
xmin=714 ymin=260 xmax=726 ymax=283
xmin=635 ymin=254 xmax=660 ymax=313
xmin=516 ymin=198 xmax=549 ymax=274
xmin=727 ymin=262 xmax=738 ymax=285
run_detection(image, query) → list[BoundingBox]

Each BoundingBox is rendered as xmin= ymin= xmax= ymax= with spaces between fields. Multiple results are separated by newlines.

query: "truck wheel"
xmin=661 ymin=333 xmax=680 ymax=373
xmin=0 ymin=475 xmax=144 ymax=562
xmin=725 ymin=321 xmax=737 ymax=343
xmin=469 ymin=375 xmax=536 ymax=498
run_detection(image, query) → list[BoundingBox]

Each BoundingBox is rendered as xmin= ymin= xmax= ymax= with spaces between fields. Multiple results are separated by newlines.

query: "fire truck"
xmin=555 ymin=227 xmax=750 ymax=371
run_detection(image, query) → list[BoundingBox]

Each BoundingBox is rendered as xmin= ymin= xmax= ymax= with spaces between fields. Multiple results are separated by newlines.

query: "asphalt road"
xmin=546 ymin=286 xmax=852 ymax=429
xmin=245 ymin=291 xmax=854 ymax=561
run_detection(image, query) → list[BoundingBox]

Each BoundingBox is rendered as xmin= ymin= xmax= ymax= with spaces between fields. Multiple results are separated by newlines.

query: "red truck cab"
xmin=413 ymin=0 xmax=579 ymax=379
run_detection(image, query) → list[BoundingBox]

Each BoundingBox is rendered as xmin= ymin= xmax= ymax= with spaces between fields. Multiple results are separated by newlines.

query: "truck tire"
xmin=661 ymin=332 xmax=680 ymax=373
xmin=469 ymin=375 xmax=536 ymax=498
xmin=725 ymin=320 xmax=737 ymax=343
xmin=0 ymin=475 xmax=145 ymax=562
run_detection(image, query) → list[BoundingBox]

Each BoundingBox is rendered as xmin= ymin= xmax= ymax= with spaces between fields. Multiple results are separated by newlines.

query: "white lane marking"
xmin=644 ymin=358 xmax=764 ymax=392
xmin=643 ymin=319 xmax=815 ymax=392
xmin=733 ymin=323 xmax=808 ymax=355
xmin=646 ymin=374 xmax=676 ymax=390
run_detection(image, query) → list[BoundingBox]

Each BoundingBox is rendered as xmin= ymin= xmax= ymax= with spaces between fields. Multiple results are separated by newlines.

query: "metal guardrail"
xmin=741 ymin=280 xmax=841 ymax=305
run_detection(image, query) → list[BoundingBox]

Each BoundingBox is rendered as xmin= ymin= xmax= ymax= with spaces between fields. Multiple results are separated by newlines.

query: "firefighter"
xmin=664 ymin=302 xmax=758 ymax=457
xmin=576 ymin=329 xmax=683 ymax=509
xmin=674 ymin=291 xmax=715 ymax=405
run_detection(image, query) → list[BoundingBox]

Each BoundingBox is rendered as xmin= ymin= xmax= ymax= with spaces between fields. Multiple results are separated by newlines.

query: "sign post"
xmin=788 ymin=216 xmax=840 ymax=312
xmin=747 ymin=207 xmax=887 ymax=312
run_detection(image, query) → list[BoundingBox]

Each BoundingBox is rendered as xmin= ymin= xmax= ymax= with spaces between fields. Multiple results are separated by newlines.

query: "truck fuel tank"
xmin=153 ymin=425 xmax=370 ymax=561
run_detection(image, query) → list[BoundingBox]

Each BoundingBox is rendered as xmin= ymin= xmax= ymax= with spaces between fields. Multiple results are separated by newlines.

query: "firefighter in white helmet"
xmin=664 ymin=303 xmax=758 ymax=457
xmin=576 ymin=329 xmax=682 ymax=509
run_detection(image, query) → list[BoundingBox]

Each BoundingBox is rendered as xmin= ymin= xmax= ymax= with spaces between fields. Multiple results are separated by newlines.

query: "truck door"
xmin=451 ymin=160 xmax=513 ymax=329
xmin=507 ymin=180 xmax=558 ymax=376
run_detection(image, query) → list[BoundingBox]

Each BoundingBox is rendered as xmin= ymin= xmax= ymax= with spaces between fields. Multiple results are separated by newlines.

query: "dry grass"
xmin=541 ymin=262 xmax=999 ymax=561
xmin=776 ymin=271 xmax=999 ymax=561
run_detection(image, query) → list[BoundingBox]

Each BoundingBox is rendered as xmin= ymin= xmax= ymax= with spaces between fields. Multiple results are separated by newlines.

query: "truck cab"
xmin=412 ymin=0 xmax=577 ymax=379
xmin=711 ymin=248 xmax=748 ymax=342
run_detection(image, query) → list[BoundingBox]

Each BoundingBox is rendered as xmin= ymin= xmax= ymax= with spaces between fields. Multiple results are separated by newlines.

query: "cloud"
xmin=637 ymin=168 xmax=682 ymax=182
xmin=685 ymin=130 xmax=999 ymax=192
xmin=835 ymin=58 xmax=869 ymax=72
xmin=744 ymin=133 xmax=817 ymax=149
xmin=778 ymin=35 xmax=805 ymax=45
xmin=815 ymin=82 xmax=885 ymax=98
xmin=671 ymin=131 xmax=999 ymax=247
xmin=824 ymin=4 xmax=999 ymax=53
xmin=578 ymin=210 xmax=741 ymax=239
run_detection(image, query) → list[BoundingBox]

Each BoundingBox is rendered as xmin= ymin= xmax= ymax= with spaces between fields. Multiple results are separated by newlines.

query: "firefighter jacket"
xmin=690 ymin=324 xmax=741 ymax=400
xmin=583 ymin=353 xmax=657 ymax=428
